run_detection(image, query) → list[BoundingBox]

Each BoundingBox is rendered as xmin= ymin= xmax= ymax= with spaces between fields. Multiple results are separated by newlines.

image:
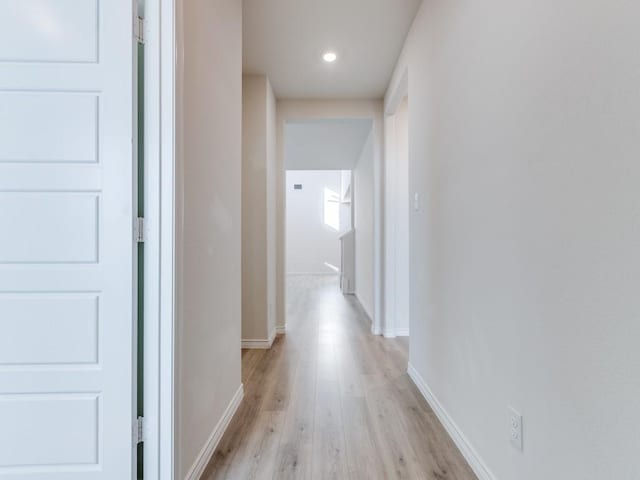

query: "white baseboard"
xmin=242 ymin=328 xmax=276 ymax=349
xmin=184 ymin=384 xmax=244 ymax=480
xmin=395 ymin=328 xmax=410 ymax=337
xmin=382 ymin=328 xmax=396 ymax=338
xmin=286 ymin=272 xmax=339 ymax=276
xmin=373 ymin=326 xmax=409 ymax=338
xmin=407 ymin=363 xmax=497 ymax=480
xmin=351 ymin=294 xmax=376 ymax=333
xmin=275 ymin=325 xmax=286 ymax=334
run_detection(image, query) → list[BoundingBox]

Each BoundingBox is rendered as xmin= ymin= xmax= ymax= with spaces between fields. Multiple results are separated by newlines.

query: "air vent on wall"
xmin=293 ymin=184 xmax=303 ymax=190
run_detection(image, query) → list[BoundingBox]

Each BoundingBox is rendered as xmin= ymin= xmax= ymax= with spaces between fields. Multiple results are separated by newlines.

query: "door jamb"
xmin=386 ymin=67 xmax=408 ymax=117
xmin=141 ymin=0 xmax=176 ymax=478
xmin=382 ymin=67 xmax=409 ymax=338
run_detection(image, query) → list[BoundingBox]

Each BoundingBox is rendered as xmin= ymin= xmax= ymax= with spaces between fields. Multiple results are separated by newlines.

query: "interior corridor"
xmin=203 ymin=276 xmax=476 ymax=479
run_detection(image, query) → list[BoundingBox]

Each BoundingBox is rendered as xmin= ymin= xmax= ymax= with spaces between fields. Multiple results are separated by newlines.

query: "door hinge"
xmin=135 ymin=217 xmax=145 ymax=243
xmin=134 ymin=16 xmax=145 ymax=44
xmin=134 ymin=416 xmax=145 ymax=444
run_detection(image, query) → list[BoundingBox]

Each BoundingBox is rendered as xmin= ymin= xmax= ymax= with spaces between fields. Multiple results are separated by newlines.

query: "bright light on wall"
xmin=323 ymin=188 xmax=340 ymax=231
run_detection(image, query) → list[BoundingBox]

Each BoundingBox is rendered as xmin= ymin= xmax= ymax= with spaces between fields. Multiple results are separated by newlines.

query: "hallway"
xmin=203 ymin=276 xmax=476 ymax=479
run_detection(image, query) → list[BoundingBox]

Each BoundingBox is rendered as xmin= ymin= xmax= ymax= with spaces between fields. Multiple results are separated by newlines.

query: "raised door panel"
xmin=0 ymin=0 xmax=99 ymax=63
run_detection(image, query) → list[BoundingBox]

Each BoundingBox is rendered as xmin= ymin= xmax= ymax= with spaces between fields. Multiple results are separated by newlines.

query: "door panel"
xmin=0 ymin=0 xmax=99 ymax=63
xmin=0 ymin=0 xmax=135 ymax=478
xmin=0 ymin=92 xmax=99 ymax=163
xmin=0 ymin=193 xmax=99 ymax=263
xmin=0 ymin=393 xmax=99 ymax=467
xmin=0 ymin=294 xmax=99 ymax=365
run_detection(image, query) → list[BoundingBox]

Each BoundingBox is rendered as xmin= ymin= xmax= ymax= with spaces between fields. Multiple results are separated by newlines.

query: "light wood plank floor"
xmin=203 ymin=276 xmax=477 ymax=480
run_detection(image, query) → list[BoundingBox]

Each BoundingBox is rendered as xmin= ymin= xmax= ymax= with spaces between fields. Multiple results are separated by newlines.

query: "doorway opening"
xmin=283 ymin=117 xmax=375 ymax=330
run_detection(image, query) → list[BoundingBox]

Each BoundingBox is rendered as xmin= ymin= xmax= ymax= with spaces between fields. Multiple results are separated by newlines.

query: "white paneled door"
xmin=0 ymin=1 xmax=136 ymax=478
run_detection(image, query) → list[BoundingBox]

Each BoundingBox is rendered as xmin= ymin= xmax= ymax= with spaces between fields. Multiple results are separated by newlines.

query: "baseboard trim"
xmin=407 ymin=363 xmax=497 ymax=480
xmin=382 ymin=328 xmax=396 ymax=338
xmin=380 ymin=327 xmax=409 ymax=338
xmin=242 ymin=328 xmax=276 ymax=349
xmin=286 ymin=272 xmax=339 ymax=276
xmin=395 ymin=328 xmax=410 ymax=337
xmin=275 ymin=325 xmax=286 ymax=335
xmin=183 ymin=383 xmax=244 ymax=480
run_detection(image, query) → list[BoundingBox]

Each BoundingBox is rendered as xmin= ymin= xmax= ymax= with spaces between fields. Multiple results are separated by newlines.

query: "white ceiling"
xmin=243 ymin=0 xmax=423 ymax=99
xmin=285 ymin=119 xmax=373 ymax=170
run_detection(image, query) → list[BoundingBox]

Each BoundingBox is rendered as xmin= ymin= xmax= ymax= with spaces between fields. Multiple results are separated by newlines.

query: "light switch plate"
xmin=509 ymin=406 xmax=523 ymax=451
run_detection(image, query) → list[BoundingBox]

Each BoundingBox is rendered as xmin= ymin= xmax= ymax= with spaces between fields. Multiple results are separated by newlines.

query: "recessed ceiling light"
xmin=323 ymin=51 xmax=337 ymax=63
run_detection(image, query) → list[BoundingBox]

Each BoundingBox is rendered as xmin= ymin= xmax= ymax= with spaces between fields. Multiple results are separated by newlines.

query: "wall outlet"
xmin=509 ymin=406 xmax=523 ymax=452
xmin=413 ymin=192 xmax=421 ymax=212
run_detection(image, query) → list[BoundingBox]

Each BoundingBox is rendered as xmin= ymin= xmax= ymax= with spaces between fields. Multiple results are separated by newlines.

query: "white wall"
xmin=353 ymin=131 xmax=375 ymax=319
xmin=286 ymin=170 xmax=343 ymax=275
xmin=175 ymin=0 xmax=242 ymax=477
xmin=276 ymin=100 xmax=384 ymax=332
xmin=386 ymin=0 xmax=640 ymax=479
xmin=242 ymin=75 xmax=277 ymax=342
xmin=384 ymin=96 xmax=410 ymax=336
xmin=285 ymin=119 xmax=373 ymax=170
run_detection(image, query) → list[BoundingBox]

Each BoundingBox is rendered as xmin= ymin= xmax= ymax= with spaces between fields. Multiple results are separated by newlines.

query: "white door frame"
xmin=275 ymin=100 xmax=384 ymax=335
xmin=140 ymin=0 xmax=176 ymax=478
xmin=382 ymin=67 xmax=409 ymax=338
